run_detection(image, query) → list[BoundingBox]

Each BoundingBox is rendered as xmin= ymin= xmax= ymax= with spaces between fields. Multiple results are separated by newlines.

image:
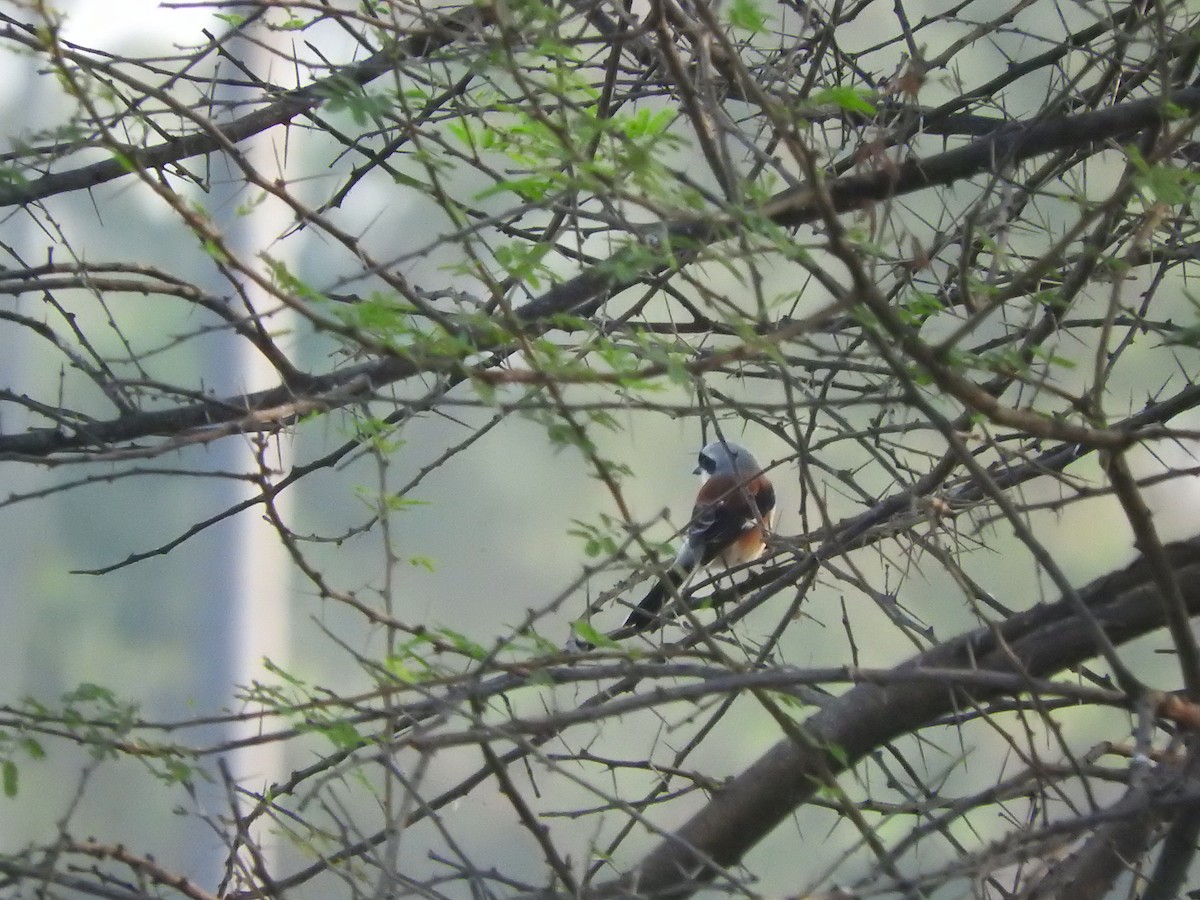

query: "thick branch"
xmin=604 ymin=538 xmax=1200 ymax=898
xmin=0 ymin=356 xmax=416 ymax=458
xmin=4 ymin=89 xmax=1196 ymax=459
xmin=523 ymin=87 xmax=1200 ymax=320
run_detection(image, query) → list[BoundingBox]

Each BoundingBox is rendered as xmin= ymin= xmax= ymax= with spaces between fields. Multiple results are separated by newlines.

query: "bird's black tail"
xmin=624 ymin=568 xmax=688 ymax=629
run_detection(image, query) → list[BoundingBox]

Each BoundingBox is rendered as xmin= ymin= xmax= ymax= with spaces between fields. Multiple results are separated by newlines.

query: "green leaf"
xmin=770 ymin=691 xmax=807 ymax=709
xmin=383 ymin=493 xmax=430 ymax=512
xmin=261 ymin=658 xmax=309 ymax=688
xmin=64 ymin=683 xmax=117 ymax=705
xmin=385 ymin=654 xmax=435 ymax=684
xmin=320 ymin=719 xmax=362 ymax=750
xmin=899 ymin=290 xmax=943 ymax=326
xmin=2 ymin=760 xmax=17 ymax=798
xmin=202 ymin=239 xmax=228 ymax=264
xmin=620 ymin=107 xmax=674 ymax=139
xmin=110 ymin=150 xmax=137 ymax=173
xmin=811 ymin=86 xmax=877 ymax=115
xmin=494 ymin=241 xmax=554 ymax=289
xmin=1127 ymin=144 xmax=1200 ymax=206
xmin=315 ymin=76 xmax=393 ymax=126
xmin=0 ymin=166 xmax=28 ymax=187
xmin=1161 ymin=99 xmax=1188 ymax=119
xmin=350 ymin=417 xmax=405 ymax=454
xmin=572 ymin=621 xmax=619 ymax=649
xmin=478 ymin=175 xmax=559 ymax=202
xmin=439 ymin=628 xmax=489 ymax=661
xmin=155 ymin=756 xmax=197 ymax=786
xmin=825 ymin=741 xmax=850 ymax=767
xmin=728 ymin=0 xmax=769 ymax=32
xmin=19 ymin=738 xmax=44 ymax=760
xmin=568 ymin=518 xmax=619 ymax=557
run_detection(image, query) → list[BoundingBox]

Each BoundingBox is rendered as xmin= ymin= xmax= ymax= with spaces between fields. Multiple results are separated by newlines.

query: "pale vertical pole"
xmin=215 ymin=12 xmax=295 ymax=877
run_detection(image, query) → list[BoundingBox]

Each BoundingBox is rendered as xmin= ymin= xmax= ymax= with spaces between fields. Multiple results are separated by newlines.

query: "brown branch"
xmin=595 ymin=537 xmax=1200 ymax=899
xmin=1016 ymin=758 xmax=1175 ymax=900
xmin=68 ymin=839 xmax=220 ymax=900
xmin=6 ymin=87 xmax=1199 ymax=462
xmin=0 ymin=7 xmax=489 ymax=207
xmin=520 ymin=86 xmax=1200 ymax=322
xmin=0 ymin=355 xmax=415 ymax=458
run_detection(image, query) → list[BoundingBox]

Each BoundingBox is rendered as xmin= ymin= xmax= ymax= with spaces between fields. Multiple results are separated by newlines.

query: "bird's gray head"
xmin=694 ymin=440 xmax=761 ymax=479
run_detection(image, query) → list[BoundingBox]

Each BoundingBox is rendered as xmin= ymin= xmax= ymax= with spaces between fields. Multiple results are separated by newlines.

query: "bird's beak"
xmin=692 ymin=465 xmax=702 ymax=475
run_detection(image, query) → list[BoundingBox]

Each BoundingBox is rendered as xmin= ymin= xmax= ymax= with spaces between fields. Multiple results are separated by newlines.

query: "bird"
xmin=624 ymin=439 xmax=775 ymax=630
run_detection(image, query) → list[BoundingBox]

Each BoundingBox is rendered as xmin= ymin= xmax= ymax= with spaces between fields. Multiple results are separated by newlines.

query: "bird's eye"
xmin=698 ymin=451 xmax=716 ymax=473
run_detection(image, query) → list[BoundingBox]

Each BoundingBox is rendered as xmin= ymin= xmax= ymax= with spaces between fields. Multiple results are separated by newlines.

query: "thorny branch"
xmin=4 ymin=0 xmax=1200 ymax=897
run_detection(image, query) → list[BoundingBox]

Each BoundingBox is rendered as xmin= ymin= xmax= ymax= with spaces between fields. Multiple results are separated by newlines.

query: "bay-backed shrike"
xmin=625 ymin=440 xmax=775 ymax=629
